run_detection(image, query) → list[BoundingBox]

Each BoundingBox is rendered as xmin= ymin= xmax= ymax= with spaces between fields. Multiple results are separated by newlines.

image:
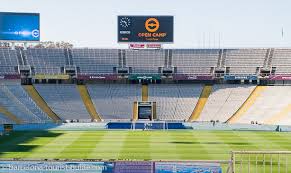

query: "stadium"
xmin=1 ymin=1 xmax=291 ymax=173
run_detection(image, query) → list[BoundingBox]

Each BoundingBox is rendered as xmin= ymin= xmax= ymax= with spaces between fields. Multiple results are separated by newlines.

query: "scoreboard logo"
xmin=118 ymin=16 xmax=173 ymax=43
xmin=32 ymin=29 xmax=40 ymax=38
xmin=145 ymin=18 xmax=160 ymax=32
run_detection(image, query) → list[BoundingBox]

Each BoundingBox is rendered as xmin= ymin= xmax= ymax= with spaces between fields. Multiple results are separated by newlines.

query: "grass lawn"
xmin=2 ymin=130 xmax=291 ymax=172
xmin=1 ymin=130 xmax=291 ymax=161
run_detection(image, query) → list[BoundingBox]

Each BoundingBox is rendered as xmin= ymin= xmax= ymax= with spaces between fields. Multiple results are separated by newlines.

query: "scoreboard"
xmin=118 ymin=16 xmax=173 ymax=43
xmin=0 ymin=12 xmax=40 ymax=41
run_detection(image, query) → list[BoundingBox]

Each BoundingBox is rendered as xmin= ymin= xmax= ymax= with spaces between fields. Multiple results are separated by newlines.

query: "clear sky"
xmin=0 ymin=0 xmax=290 ymax=48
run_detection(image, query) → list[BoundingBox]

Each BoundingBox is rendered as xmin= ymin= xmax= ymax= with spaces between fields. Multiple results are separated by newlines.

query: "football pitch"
xmin=1 ymin=130 xmax=291 ymax=160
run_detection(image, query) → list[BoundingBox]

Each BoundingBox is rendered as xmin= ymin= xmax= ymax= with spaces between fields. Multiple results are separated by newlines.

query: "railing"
xmin=1 ymin=151 xmax=291 ymax=173
xmin=231 ymin=151 xmax=291 ymax=173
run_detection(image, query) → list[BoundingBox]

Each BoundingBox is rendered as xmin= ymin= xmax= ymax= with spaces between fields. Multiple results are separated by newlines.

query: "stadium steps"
xmin=142 ymin=84 xmax=148 ymax=101
xmin=132 ymin=101 xmax=138 ymax=121
xmin=122 ymin=50 xmax=126 ymax=67
xmin=153 ymin=102 xmax=157 ymax=119
xmin=77 ymin=85 xmax=102 ymax=122
xmin=217 ymin=49 xmax=223 ymax=67
xmin=267 ymin=48 xmax=274 ymax=68
xmin=15 ymin=48 xmax=24 ymax=65
xmin=164 ymin=50 xmax=169 ymax=66
xmin=263 ymin=49 xmax=271 ymax=68
xmin=24 ymin=85 xmax=61 ymax=123
xmin=0 ymin=106 xmax=22 ymax=124
xmin=221 ymin=49 xmax=227 ymax=67
xmin=168 ymin=49 xmax=173 ymax=66
xmin=118 ymin=50 xmax=123 ymax=67
xmin=227 ymin=86 xmax=266 ymax=123
xmin=263 ymin=104 xmax=291 ymax=125
xmin=188 ymin=85 xmax=212 ymax=122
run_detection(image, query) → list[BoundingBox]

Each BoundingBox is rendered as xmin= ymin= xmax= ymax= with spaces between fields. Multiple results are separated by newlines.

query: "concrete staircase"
xmin=188 ymin=85 xmax=212 ymax=122
xmin=77 ymin=85 xmax=102 ymax=122
xmin=227 ymin=86 xmax=266 ymax=123
xmin=24 ymin=85 xmax=61 ymax=123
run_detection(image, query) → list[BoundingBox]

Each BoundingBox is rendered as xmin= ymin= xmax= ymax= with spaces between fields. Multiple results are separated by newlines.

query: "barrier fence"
xmin=1 ymin=149 xmax=291 ymax=172
xmin=6 ymin=122 xmax=291 ymax=131
xmin=231 ymin=151 xmax=291 ymax=173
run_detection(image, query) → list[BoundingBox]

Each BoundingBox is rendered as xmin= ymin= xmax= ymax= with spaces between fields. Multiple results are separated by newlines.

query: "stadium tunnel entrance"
xmin=137 ymin=101 xmax=155 ymax=121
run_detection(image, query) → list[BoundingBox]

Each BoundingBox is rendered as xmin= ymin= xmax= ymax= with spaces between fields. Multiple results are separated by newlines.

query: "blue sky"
xmin=0 ymin=0 xmax=290 ymax=48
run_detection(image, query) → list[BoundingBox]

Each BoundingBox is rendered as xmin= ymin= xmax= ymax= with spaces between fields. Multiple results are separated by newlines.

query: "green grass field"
xmin=1 ymin=130 xmax=291 ymax=161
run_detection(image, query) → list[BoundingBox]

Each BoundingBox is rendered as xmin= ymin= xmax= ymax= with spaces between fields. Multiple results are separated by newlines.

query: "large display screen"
xmin=118 ymin=16 xmax=173 ymax=43
xmin=0 ymin=12 xmax=40 ymax=41
xmin=138 ymin=106 xmax=152 ymax=119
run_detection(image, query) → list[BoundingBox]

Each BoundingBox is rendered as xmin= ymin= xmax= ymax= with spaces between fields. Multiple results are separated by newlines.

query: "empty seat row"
xmin=236 ymin=86 xmax=291 ymax=125
xmin=87 ymin=84 xmax=142 ymax=119
xmin=1 ymin=83 xmax=291 ymax=125
xmin=25 ymin=48 xmax=66 ymax=74
xmin=125 ymin=50 xmax=165 ymax=74
xmin=72 ymin=49 xmax=119 ymax=74
xmin=149 ymin=84 xmax=203 ymax=120
xmin=272 ymin=49 xmax=291 ymax=74
xmin=0 ymin=83 xmax=51 ymax=123
xmin=1 ymin=48 xmax=291 ymax=75
xmin=172 ymin=49 xmax=219 ymax=74
xmin=225 ymin=49 xmax=267 ymax=74
xmin=198 ymin=85 xmax=256 ymax=122
xmin=34 ymin=84 xmax=91 ymax=121
xmin=0 ymin=48 xmax=18 ymax=74
xmin=0 ymin=113 xmax=14 ymax=124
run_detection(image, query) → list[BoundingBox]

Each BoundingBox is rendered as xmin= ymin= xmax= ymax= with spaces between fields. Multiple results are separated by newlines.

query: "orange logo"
xmin=145 ymin=18 xmax=160 ymax=32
